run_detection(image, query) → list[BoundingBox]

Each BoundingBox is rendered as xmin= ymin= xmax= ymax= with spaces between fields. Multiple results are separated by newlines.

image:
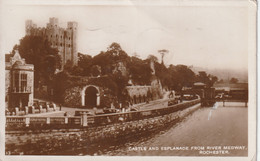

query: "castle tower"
xmin=47 ymin=17 xmax=59 ymax=28
xmin=25 ymin=20 xmax=37 ymax=35
xmin=66 ymin=21 xmax=78 ymax=66
xmin=24 ymin=17 xmax=78 ymax=70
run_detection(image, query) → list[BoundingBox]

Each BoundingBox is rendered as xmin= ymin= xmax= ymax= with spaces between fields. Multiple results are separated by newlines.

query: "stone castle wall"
xmin=126 ymin=86 xmax=151 ymax=98
xmin=5 ymin=103 xmax=201 ymax=155
xmin=63 ymin=81 xmax=163 ymax=108
xmin=64 ymin=86 xmax=83 ymax=107
xmin=63 ymin=85 xmax=105 ymax=107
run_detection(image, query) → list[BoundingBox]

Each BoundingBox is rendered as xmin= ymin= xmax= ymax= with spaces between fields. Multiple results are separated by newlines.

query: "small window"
xmin=14 ymin=73 xmax=19 ymax=92
xmin=21 ymin=74 xmax=27 ymax=92
xmin=51 ymin=35 xmax=52 ymax=38
xmin=60 ymin=43 xmax=62 ymax=46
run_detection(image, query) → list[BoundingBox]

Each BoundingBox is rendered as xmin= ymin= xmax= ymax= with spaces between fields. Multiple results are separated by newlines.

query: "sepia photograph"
xmin=0 ymin=0 xmax=257 ymax=160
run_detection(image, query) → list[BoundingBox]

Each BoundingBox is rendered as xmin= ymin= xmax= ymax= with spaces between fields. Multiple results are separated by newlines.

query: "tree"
xmin=78 ymin=53 xmax=93 ymax=76
xmin=218 ymin=79 xmax=224 ymax=83
xmin=147 ymin=54 xmax=159 ymax=63
xmin=128 ymin=56 xmax=151 ymax=85
xmin=92 ymin=43 xmax=129 ymax=75
xmin=230 ymin=77 xmax=239 ymax=84
xmin=52 ymin=72 xmax=69 ymax=103
xmin=208 ymin=75 xmax=218 ymax=87
xmin=169 ymin=65 xmax=196 ymax=90
xmin=90 ymin=65 xmax=101 ymax=77
xmin=158 ymin=49 xmax=169 ymax=65
xmin=195 ymin=71 xmax=218 ymax=87
xmin=14 ymin=35 xmax=60 ymax=88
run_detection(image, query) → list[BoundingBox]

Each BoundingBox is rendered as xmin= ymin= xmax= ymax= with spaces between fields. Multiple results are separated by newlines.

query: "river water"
xmin=86 ymin=102 xmax=247 ymax=156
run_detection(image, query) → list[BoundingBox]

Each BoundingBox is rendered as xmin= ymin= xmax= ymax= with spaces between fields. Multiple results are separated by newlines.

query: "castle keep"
xmin=25 ymin=17 xmax=78 ymax=69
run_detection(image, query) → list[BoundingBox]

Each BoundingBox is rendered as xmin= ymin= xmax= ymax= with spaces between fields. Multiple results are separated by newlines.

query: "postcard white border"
xmin=0 ymin=0 xmax=257 ymax=161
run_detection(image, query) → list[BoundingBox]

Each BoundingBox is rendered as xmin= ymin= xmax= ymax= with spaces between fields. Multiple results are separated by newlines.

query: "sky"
xmin=1 ymin=0 xmax=250 ymax=72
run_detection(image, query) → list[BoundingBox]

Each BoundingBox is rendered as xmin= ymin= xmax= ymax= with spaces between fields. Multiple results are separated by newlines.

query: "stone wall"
xmin=5 ymin=103 xmax=201 ymax=155
xmin=126 ymin=85 xmax=151 ymax=97
xmin=63 ymin=85 xmax=106 ymax=108
xmin=64 ymin=86 xmax=83 ymax=107
xmin=126 ymin=85 xmax=152 ymax=104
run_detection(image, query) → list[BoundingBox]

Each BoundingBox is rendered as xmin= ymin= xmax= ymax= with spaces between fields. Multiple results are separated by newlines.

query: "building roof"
xmin=5 ymin=51 xmax=34 ymax=71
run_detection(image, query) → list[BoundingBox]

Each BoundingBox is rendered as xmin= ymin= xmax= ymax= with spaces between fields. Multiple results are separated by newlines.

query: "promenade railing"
xmin=6 ymin=99 xmax=200 ymax=130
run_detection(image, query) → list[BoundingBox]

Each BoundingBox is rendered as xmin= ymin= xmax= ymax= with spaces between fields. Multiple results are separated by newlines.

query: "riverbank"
xmin=107 ymin=102 xmax=247 ymax=156
xmin=6 ymin=100 xmax=200 ymax=155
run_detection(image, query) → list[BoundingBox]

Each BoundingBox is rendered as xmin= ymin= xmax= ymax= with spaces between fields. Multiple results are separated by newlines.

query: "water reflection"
xmin=94 ymin=103 xmax=247 ymax=156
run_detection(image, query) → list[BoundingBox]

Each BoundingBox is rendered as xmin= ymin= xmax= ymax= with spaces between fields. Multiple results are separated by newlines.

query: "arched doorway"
xmin=81 ymin=85 xmax=100 ymax=107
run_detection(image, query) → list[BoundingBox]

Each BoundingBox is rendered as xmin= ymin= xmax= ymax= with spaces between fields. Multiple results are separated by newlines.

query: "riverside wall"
xmin=6 ymin=100 xmax=201 ymax=155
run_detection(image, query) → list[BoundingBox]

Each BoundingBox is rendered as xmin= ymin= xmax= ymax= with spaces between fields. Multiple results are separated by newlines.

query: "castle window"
xmin=13 ymin=73 xmax=27 ymax=92
xmin=14 ymin=73 xmax=19 ymax=92
xmin=56 ymin=34 xmax=58 ymax=38
xmin=68 ymin=44 xmax=71 ymax=48
xmin=69 ymin=37 xmax=70 ymax=40
xmin=60 ymin=43 xmax=62 ymax=47
xmin=51 ymin=35 xmax=52 ymax=38
xmin=56 ymin=43 xmax=57 ymax=46
xmin=21 ymin=74 xmax=27 ymax=92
